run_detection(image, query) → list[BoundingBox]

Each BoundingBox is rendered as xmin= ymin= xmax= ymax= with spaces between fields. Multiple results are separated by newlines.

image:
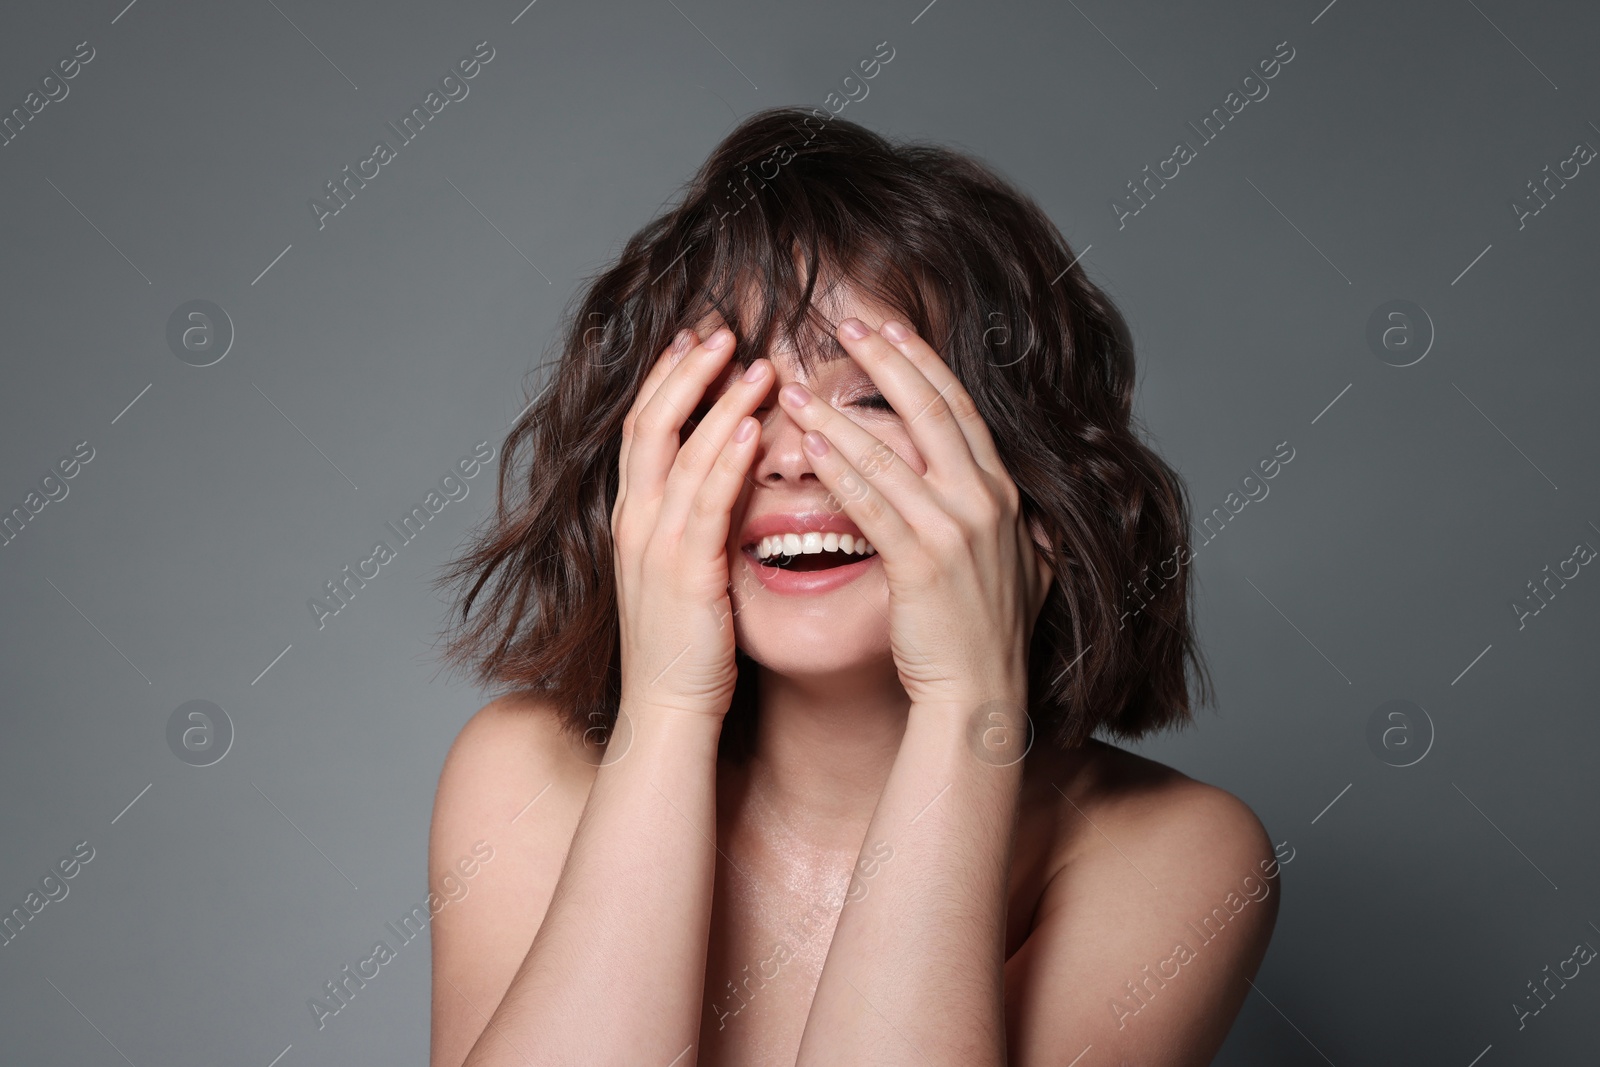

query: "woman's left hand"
xmin=775 ymin=316 xmax=1055 ymax=714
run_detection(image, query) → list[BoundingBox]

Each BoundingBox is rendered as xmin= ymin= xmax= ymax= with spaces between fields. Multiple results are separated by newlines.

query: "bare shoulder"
xmin=1046 ymin=739 xmax=1277 ymax=887
xmin=430 ymin=688 xmax=599 ymax=897
xmin=434 ymin=690 xmax=597 ymax=815
xmin=428 ymin=691 xmax=596 ymax=1067
xmin=430 ymin=690 xmax=598 ymax=869
xmin=1006 ymin=740 xmax=1282 ymax=1065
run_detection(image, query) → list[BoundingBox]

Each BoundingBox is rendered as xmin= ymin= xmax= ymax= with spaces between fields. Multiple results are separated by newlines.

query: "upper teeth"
xmin=755 ymin=532 xmax=875 ymax=561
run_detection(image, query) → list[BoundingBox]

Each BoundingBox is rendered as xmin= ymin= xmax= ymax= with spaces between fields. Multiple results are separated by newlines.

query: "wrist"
xmin=910 ymin=656 xmax=1028 ymax=710
xmin=909 ymin=689 xmax=1033 ymax=769
xmin=615 ymin=694 xmax=727 ymax=749
xmin=908 ymin=677 xmax=1029 ymax=720
xmin=618 ymin=682 xmax=731 ymax=721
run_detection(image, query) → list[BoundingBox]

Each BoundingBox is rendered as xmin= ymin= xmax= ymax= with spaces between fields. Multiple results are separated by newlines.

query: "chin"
xmin=728 ymin=549 xmax=893 ymax=677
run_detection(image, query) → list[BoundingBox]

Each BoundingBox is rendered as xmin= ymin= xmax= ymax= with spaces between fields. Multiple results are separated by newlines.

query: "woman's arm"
xmin=440 ymin=703 xmax=725 ymax=1067
xmin=795 ymin=698 xmax=1026 ymax=1066
xmin=427 ymin=696 xmax=720 ymax=1067
xmin=428 ymin=695 xmax=579 ymax=1067
xmin=430 ymin=325 xmax=774 ymax=1067
xmin=790 ymin=713 xmax=1280 ymax=1067
xmin=769 ymin=313 xmax=1054 ymax=1066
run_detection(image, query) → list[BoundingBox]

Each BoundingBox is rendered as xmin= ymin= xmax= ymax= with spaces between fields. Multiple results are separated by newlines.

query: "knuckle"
xmin=710 ymin=442 xmax=744 ymax=478
xmin=678 ymin=434 xmax=716 ymax=473
xmin=971 ymin=485 xmax=1004 ymax=520
xmin=690 ymin=489 xmax=723 ymax=522
xmin=947 ymin=387 xmax=980 ymax=422
xmin=612 ymin=517 xmax=640 ymax=555
xmin=856 ymin=492 xmax=889 ymax=527
xmin=611 ymin=499 xmax=658 ymax=551
xmin=921 ymin=390 xmax=953 ymax=423
xmin=998 ymin=478 xmax=1021 ymax=514
xmin=634 ymin=403 xmax=665 ymax=438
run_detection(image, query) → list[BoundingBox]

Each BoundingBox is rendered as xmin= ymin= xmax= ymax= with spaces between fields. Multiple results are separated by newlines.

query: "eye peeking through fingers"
xmin=853 ymin=391 xmax=898 ymax=415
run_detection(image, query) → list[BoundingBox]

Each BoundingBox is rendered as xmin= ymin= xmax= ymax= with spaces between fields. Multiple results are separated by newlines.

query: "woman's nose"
xmin=749 ymin=379 xmax=819 ymax=484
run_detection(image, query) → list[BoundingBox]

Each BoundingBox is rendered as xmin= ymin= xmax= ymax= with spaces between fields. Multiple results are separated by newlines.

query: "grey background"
xmin=1 ymin=0 xmax=1596 ymax=1063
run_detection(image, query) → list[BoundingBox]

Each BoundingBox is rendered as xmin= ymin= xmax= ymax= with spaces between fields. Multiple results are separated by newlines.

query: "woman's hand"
xmin=774 ymin=316 xmax=1054 ymax=713
xmin=612 ymin=326 xmax=771 ymax=720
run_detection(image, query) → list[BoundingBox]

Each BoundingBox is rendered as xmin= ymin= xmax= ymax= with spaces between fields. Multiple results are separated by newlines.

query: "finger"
xmin=625 ymin=327 xmax=738 ymax=510
xmin=658 ymin=358 xmax=772 ymax=541
xmin=792 ymin=422 xmax=919 ymax=563
xmin=834 ymin=317 xmax=977 ymax=479
xmin=776 ymin=379 xmax=938 ymax=531
xmin=682 ymin=413 xmax=763 ymax=566
xmin=875 ymin=318 xmax=1006 ymax=477
xmin=617 ymin=328 xmax=696 ymax=516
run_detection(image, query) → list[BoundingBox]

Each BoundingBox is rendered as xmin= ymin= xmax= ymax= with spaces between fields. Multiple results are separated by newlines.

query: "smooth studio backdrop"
xmin=2 ymin=0 xmax=1597 ymax=1063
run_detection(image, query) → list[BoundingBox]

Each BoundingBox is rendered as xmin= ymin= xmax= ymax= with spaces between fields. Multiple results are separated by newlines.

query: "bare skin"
xmin=429 ymin=292 xmax=1279 ymax=1067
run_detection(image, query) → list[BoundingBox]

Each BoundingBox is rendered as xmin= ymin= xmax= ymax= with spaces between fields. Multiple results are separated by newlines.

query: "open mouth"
xmin=749 ymin=533 xmax=877 ymax=571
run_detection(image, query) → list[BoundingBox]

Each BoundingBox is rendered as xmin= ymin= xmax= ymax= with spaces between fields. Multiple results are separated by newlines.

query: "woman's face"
xmin=688 ymin=294 xmax=929 ymax=682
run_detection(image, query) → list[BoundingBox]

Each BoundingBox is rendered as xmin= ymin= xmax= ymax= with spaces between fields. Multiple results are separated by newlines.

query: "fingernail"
xmin=780 ymin=383 xmax=810 ymax=407
xmin=880 ymin=320 xmax=909 ymax=342
xmin=734 ymin=416 xmax=757 ymax=443
xmin=803 ymin=431 xmax=829 ymax=456
xmin=705 ymin=328 xmax=733 ymax=350
xmin=839 ymin=318 xmax=869 ymax=340
xmin=671 ymin=329 xmax=693 ymax=354
xmin=743 ymin=359 xmax=767 ymax=382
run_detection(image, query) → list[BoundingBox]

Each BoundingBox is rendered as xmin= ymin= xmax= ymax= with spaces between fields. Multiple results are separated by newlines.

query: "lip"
xmin=735 ymin=509 xmax=877 ymax=597
xmin=737 ymin=509 xmax=866 ymax=549
xmin=740 ymin=545 xmax=879 ymax=596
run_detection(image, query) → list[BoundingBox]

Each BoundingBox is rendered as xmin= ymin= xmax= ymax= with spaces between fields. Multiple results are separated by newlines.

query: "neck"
xmin=734 ymin=660 xmax=910 ymax=842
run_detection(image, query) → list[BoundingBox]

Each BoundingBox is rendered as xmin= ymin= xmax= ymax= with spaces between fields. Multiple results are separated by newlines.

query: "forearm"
xmin=462 ymin=703 xmax=723 ymax=1067
xmin=796 ymin=700 xmax=1025 ymax=1067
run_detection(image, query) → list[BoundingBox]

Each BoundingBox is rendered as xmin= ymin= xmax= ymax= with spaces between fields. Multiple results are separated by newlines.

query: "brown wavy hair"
xmin=432 ymin=105 xmax=1213 ymax=759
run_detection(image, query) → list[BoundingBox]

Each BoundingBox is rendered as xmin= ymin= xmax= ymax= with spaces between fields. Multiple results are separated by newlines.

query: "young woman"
xmin=427 ymin=106 xmax=1279 ymax=1067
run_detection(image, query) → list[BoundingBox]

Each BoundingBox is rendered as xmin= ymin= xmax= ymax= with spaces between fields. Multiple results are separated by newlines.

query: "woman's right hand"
xmin=611 ymin=325 xmax=770 ymax=721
